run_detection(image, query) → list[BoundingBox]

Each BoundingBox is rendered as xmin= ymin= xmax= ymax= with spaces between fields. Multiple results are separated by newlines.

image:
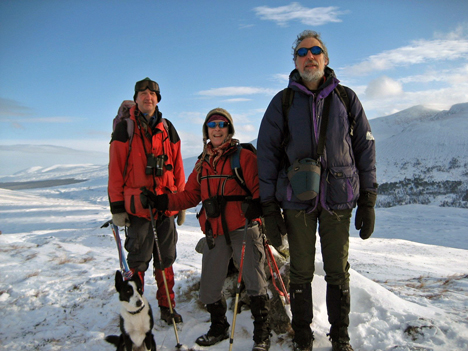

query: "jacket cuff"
xmin=110 ymin=201 xmax=126 ymax=214
xmin=358 ymin=191 xmax=377 ymax=207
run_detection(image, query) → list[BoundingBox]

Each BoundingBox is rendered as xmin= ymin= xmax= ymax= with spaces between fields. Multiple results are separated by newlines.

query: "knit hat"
xmin=133 ymin=77 xmax=162 ymax=102
xmin=203 ymin=108 xmax=234 ymax=141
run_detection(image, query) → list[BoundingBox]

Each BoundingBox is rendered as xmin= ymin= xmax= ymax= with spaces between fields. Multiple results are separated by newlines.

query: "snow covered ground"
xmin=0 ymin=166 xmax=467 ymax=351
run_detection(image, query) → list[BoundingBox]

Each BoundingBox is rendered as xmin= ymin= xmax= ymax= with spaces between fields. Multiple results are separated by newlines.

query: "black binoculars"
xmin=146 ymin=154 xmax=167 ymax=176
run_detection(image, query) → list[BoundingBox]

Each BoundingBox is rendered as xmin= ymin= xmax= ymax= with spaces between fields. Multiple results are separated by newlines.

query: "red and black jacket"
xmin=167 ymin=142 xmax=259 ymax=237
xmin=108 ymin=105 xmax=185 ymax=220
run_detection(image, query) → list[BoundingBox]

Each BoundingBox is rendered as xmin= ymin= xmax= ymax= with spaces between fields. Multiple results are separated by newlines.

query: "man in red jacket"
xmin=108 ymin=77 xmax=185 ymax=324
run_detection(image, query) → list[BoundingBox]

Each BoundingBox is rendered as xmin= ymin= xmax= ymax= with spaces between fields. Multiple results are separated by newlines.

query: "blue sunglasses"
xmin=296 ymin=46 xmax=324 ymax=57
xmin=207 ymin=121 xmax=230 ymax=129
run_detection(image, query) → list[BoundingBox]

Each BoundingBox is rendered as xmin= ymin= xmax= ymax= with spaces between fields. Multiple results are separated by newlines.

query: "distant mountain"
xmin=370 ymin=102 xmax=468 ymax=208
xmin=0 ymin=144 xmax=108 ymax=177
xmin=1 ymin=103 xmax=467 ymax=208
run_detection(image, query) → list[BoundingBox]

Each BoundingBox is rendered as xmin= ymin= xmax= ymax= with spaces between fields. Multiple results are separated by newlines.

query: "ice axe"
xmin=263 ymin=235 xmax=290 ymax=305
xmin=101 ymin=220 xmax=133 ymax=280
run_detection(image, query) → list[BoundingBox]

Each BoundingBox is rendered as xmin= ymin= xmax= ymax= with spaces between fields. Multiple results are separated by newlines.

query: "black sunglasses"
xmin=296 ymin=46 xmax=324 ymax=57
xmin=206 ymin=121 xmax=229 ymax=129
xmin=135 ymin=79 xmax=160 ymax=92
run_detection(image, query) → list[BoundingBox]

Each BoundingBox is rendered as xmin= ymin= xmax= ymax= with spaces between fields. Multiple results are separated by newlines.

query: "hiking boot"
xmin=195 ymin=329 xmax=229 ymax=346
xmin=160 ymin=306 xmax=183 ymax=324
xmin=331 ymin=341 xmax=354 ymax=351
xmin=293 ymin=341 xmax=312 ymax=351
xmin=195 ymin=298 xmax=230 ymax=346
xmin=251 ymin=294 xmax=271 ymax=345
xmin=252 ymin=338 xmax=270 ymax=351
xmin=290 ymin=283 xmax=314 ymax=350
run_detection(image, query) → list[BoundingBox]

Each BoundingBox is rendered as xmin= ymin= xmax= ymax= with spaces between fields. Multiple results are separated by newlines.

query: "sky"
xmin=1 ymin=0 xmax=468 ymax=161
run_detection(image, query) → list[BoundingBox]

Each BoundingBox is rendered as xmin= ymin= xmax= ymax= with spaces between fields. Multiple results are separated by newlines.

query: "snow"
xmin=1 ymin=102 xmax=468 ymax=350
xmin=1 ymin=165 xmax=467 ymax=351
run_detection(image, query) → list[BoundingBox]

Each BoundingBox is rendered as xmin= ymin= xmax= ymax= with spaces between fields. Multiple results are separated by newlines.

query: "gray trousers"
xmin=199 ymin=223 xmax=268 ymax=305
xmin=125 ymin=214 xmax=178 ymax=272
xmin=284 ymin=207 xmax=352 ymax=286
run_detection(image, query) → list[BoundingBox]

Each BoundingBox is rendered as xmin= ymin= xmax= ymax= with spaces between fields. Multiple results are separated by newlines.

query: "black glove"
xmin=140 ymin=188 xmax=168 ymax=211
xmin=262 ymin=201 xmax=287 ymax=248
xmin=355 ymin=191 xmax=377 ymax=240
xmin=242 ymin=197 xmax=263 ymax=221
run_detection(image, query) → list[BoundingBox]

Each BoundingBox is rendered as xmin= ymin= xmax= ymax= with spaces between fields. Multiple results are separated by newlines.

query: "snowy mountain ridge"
xmin=1 ymin=101 xmax=467 ymax=208
xmin=370 ymin=102 xmax=468 ymax=208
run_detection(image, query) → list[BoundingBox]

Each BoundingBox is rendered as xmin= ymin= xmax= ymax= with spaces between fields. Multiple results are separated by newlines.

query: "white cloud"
xmin=222 ymin=98 xmax=252 ymax=102
xmin=434 ymin=23 xmax=468 ymax=40
xmin=363 ymin=83 xmax=468 ymax=119
xmin=272 ymin=73 xmax=289 ymax=83
xmin=398 ymin=64 xmax=468 ymax=85
xmin=0 ymin=97 xmax=32 ymax=118
xmin=240 ymin=124 xmax=257 ymax=132
xmin=365 ymin=76 xmax=403 ymax=99
xmin=253 ymin=2 xmax=346 ymax=27
xmin=178 ymin=130 xmax=204 ymax=158
xmin=198 ymin=86 xmax=275 ymax=97
xmin=178 ymin=111 xmax=204 ymax=125
xmin=343 ymin=38 xmax=468 ymax=76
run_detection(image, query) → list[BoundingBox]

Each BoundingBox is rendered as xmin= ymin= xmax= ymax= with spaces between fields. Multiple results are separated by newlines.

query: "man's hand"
xmin=175 ymin=210 xmax=186 ymax=226
xmin=140 ymin=188 xmax=168 ymax=211
xmin=355 ymin=191 xmax=377 ymax=239
xmin=262 ymin=201 xmax=287 ymax=248
xmin=112 ymin=212 xmax=131 ymax=227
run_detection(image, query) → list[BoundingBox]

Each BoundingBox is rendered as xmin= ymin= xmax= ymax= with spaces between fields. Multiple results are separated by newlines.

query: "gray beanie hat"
xmin=203 ymin=107 xmax=235 ymax=140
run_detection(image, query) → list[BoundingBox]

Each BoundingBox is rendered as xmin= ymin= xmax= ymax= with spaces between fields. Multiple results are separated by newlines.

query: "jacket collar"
xmin=288 ymin=66 xmax=339 ymax=98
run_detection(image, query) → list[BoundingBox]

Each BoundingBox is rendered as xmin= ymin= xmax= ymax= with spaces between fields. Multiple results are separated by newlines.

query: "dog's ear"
xmin=115 ymin=270 xmax=123 ymax=291
xmin=132 ymin=272 xmax=142 ymax=287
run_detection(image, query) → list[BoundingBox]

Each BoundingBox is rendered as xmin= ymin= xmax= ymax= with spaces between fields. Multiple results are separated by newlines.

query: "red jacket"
xmin=108 ymin=105 xmax=185 ymax=220
xmin=167 ymin=142 xmax=259 ymax=237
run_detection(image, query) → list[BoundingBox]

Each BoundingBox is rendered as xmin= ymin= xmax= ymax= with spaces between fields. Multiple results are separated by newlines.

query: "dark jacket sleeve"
xmin=346 ymin=87 xmax=377 ymax=192
xmin=240 ymin=148 xmax=260 ymax=199
xmin=257 ymin=91 xmax=284 ymax=203
xmin=165 ymin=118 xmax=186 ymax=193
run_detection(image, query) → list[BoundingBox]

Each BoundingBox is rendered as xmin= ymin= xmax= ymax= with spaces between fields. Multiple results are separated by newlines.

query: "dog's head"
xmin=114 ymin=270 xmax=145 ymax=313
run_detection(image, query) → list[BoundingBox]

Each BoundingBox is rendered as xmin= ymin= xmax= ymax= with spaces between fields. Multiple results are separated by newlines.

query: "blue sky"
xmin=1 ymin=0 xmax=468 ymax=160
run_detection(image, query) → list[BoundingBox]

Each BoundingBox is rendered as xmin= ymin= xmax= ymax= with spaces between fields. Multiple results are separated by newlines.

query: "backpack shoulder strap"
xmin=281 ymin=88 xmax=294 ymax=149
xmin=335 ymin=84 xmax=355 ymax=136
xmin=230 ymin=144 xmax=253 ymax=196
xmin=162 ymin=118 xmax=169 ymax=134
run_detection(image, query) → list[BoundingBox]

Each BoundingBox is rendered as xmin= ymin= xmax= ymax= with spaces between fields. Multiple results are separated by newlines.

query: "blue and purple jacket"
xmin=257 ymin=67 xmax=377 ymax=212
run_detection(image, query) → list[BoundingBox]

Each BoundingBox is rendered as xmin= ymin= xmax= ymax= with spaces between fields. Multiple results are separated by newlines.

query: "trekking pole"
xmin=229 ymin=219 xmax=249 ymax=351
xmin=264 ymin=236 xmax=290 ymax=305
xmin=148 ymin=205 xmax=182 ymax=349
xmin=101 ymin=220 xmax=133 ymax=280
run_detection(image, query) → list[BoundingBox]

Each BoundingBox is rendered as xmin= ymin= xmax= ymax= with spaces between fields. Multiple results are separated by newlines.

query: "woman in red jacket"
xmin=141 ymin=108 xmax=271 ymax=351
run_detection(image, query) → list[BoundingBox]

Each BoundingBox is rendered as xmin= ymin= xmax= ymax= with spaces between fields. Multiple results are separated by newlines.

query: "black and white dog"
xmin=105 ymin=270 xmax=157 ymax=351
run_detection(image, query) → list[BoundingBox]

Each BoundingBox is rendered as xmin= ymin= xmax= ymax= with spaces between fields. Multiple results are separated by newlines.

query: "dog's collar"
xmin=128 ymin=305 xmax=145 ymax=315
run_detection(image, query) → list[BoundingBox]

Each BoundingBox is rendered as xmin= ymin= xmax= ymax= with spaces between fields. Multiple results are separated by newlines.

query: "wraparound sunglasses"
xmin=296 ymin=46 xmax=324 ymax=57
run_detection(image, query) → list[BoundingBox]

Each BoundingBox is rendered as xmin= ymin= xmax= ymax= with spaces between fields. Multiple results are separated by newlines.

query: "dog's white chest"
xmin=121 ymin=301 xmax=151 ymax=348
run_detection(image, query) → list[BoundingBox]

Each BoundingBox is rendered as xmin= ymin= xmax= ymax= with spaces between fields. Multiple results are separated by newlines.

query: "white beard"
xmin=300 ymin=68 xmax=324 ymax=84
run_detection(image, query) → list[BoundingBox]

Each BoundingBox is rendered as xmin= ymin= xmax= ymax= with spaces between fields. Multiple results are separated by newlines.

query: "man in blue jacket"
xmin=257 ymin=30 xmax=378 ymax=351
